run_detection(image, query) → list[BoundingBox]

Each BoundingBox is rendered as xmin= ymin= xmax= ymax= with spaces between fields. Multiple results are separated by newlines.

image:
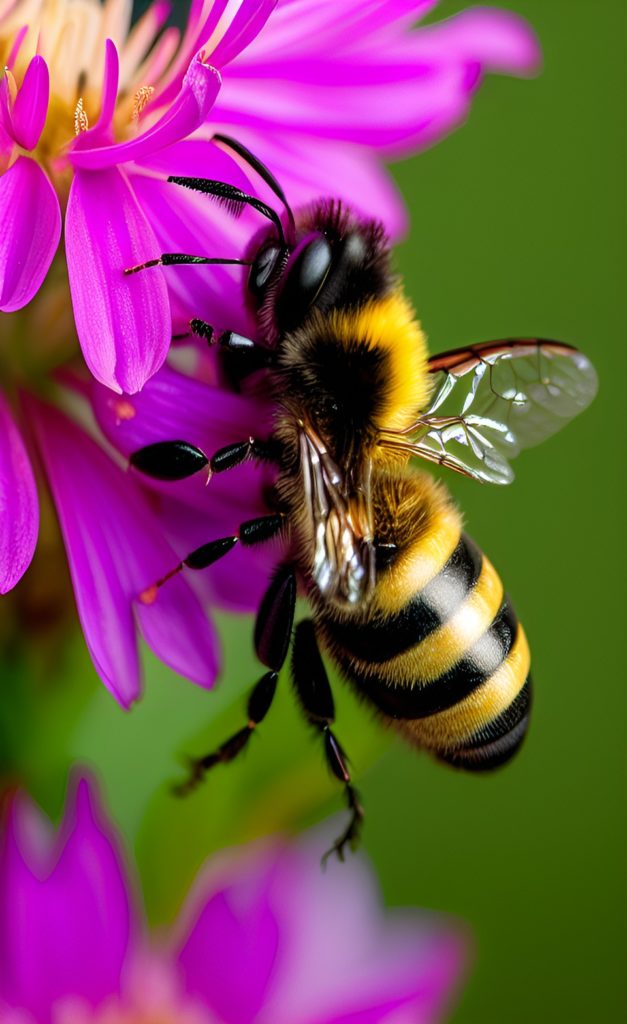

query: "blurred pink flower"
xmin=0 ymin=776 xmax=468 ymax=1023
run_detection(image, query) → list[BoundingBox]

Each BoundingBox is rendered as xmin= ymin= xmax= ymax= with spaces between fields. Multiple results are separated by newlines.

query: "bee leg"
xmin=130 ymin=435 xmax=282 ymax=481
xmin=189 ymin=321 xmax=257 ymax=354
xmin=291 ymin=620 xmax=364 ymax=864
xmin=173 ymin=670 xmax=278 ymax=796
xmin=175 ymin=565 xmax=297 ymax=795
xmin=124 ymin=253 xmax=252 ymax=275
xmin=137 ymin=514 xmax=287 ymax=603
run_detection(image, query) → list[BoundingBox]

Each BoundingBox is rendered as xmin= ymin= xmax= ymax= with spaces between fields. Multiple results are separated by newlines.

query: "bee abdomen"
xmin=319 ymin=530 xmax=531 ymax=771
xmin=326 ymin=533 xmax=483 ymax=663
xmin=435 ymin=676 xmax=532 ymax=771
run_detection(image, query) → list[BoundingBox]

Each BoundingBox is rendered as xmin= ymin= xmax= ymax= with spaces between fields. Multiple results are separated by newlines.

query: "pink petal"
xmin=10 ymin=55 xmax=49 ymax=150
xmin=260 ymin=842 xmax=467 ymax=1024
xmin=29 ymin=400 xmax=141 ymax=704
xmin=90 ymin=359 xmax=269 ymax=462
xmin=6 ymin=25 xmax=29 ymax=70
xmin=92 ymin=38 xmax=120 ymax=134
xmin=207 ymin=0 xmax=278 ymax=68
xmin=0 ymin=776 xmax=134 ymax=1018
xmin=156 ymin=495 xmax=279 ymax=615
xmin=129 ymin=170 xmax=255 ymax=337
xmin=120 ymin=0 xmax=172 ymax=85
xmin=177 ymin=848 xmax=281 ymax=1024
xmin=70 ymin=54 xmax=221 ymax=171
xmin=213 ymin=60 xmax=471 ymax=149
xmin=29 ymin=398 xmax=218 ymax=701
xmin=405 ymin=8 xmax=541 ymax=75
xmin=0 ymin=156 xmax=61 ymax=312
xmin=219 ymin=126 xmax=407 ymax=239
xmin=88 ymin=364 xmax=276 ymax=614
xmin=0 ymin=395 xmax=38 ymax=594
xmin=65 ymin=166 xmax=170 ymax=394
xmin=244 ymin=0 xmax=437 ymax=58
xmin=135 ymin=582 xmax=220 ymax=692
xmin=174 ymin=841 xmax=468 ymax=1024
xmin=154 ymin=0 xmax=275 ymax=108
xmin=217 ymin=1 xmax=540 ymax=155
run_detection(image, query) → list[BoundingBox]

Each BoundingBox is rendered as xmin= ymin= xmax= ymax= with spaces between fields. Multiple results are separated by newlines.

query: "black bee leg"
xmin=137 ymin=513 xmax=287 ymax=604
xmin=291 ymin=620 xmax=364 ymax=864
xmin=175 ymin=565 xmax=297 ymax=795
xmin=174 ymin=669 xmax=279 ymax=796
xmin=125 ymin=253 xmax=252 ymax=275
xmin=130 ymin=435 xmax=282 ymax=482
xmin=189 ymin=320 xmax=257 ymax=354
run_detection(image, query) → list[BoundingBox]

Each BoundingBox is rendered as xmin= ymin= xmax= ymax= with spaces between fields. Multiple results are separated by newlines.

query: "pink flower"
xmin=0 ymin=0 xmax=539 ymax=392
xmin=0 ymin=0 xmax=276 ymax=394
xmin=0 ymin=0 xmax=540 ymax=701
xmin=0 ymin=776 xmax=468 ymax=1023
xmin=16 ymin=369 xmax=276 ymax=705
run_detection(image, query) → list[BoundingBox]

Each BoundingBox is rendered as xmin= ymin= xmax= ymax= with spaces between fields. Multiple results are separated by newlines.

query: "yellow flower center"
xmin=0 ymin=0 xmax=161 ymax=182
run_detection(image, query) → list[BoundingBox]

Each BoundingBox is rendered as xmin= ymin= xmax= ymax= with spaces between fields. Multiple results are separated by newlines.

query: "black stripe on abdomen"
xmin=324 ymin=533 xmax=482 ymax=663
xmin=339 ymin=597 xmax=518 ymax=720
xmin=437 ymin=677 xmax=532 ymax=771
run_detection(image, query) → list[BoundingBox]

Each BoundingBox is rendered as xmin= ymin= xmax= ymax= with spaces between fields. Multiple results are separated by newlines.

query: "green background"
xmin=2 ymin=2 xmax=625 ymax=1022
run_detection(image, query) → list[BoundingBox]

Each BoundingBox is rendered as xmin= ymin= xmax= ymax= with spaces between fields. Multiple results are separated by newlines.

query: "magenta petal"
xmin=207 ymin=0 xmax=278 ymax=67
xmin=135 ymin=571 xmax=220 ymax=691
xmin=90 ymin=362 xmax=269 ymax=461
xmin=65 ymin=166 xmax=170 ymax=394
xmin=29 ymin=399 xmax=142 ymax=704
xmin=0 ymin=157 xmax=61 ymax=312
xmin=153 ymin=0 xmax=274 ymax=108
xmin=70 ymin=55 xmax=221 ymax=170
xmin=247 ymin=843 xmax=467 ymax=1024
xmin=11 ymin=55 xmax=49 ymax=150
xmin=130 ymin=171 xmax=254 ymax=337
xmin=30 ymin=398 xmax=218 ymax=700
xmin=0 ymin=396 xmax=38 ymax=594
xmin=224 ymin=128 xmax=408 ymax=239
xmin=6 ymin=25 xmax=29 ymax=70
xmin=410 ymin=8 xmax=541 ymax=76
xmin=92 ymin=38 xmax=120 ymax=133
xmin=0 ymin=776 xmax=134 ymax=1019
xmin=177 ymin=850 xmax=281 ymax=1024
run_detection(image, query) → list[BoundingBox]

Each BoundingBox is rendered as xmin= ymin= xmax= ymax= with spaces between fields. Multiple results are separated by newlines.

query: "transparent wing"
xmin=380 ymin=340 xmax=598 ymax=485
xmin=300 ymin=425 xmax=375 ymax=606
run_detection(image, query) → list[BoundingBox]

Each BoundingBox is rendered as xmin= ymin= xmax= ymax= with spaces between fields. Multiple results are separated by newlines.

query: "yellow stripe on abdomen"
xmin=399 ymin=625 xmax=531 ymax=752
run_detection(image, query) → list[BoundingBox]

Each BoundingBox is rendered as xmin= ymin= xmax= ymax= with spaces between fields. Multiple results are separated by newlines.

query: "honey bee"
xmin=128 ymin=136 xmax=597 ymax=860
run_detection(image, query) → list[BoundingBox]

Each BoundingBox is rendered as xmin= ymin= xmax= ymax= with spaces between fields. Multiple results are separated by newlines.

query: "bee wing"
xmin=382 ymin=340 xmax=597 ymax=485
xmin=300 ymin=427 xmax=375 ymax=605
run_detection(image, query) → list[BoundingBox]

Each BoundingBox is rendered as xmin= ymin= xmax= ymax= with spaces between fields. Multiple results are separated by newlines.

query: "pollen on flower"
xmin=74 ymin=97 xmax=89 ymax=135
xmin=139 ymin=585 xmax=159 ymax=606
xmin=109 ymin=398 xmax=136 ymax=423
xmin=132 ymin=86 xmax=155 ymax=121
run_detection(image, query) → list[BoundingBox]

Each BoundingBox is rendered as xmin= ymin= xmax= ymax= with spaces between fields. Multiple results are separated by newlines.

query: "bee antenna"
xmin=213 ymin=133 xmax=296 ymax=243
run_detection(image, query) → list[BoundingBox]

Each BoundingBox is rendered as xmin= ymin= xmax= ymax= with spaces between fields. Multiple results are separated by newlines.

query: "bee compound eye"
xmin=249 ymin=242 xmax=283 ymax=298
xmin=276 ymin=234 xmax=333 ymax=331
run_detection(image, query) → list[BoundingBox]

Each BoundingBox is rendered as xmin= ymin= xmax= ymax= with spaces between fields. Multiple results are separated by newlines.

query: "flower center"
xmin=1 ymin=0 xmax=155 ymax=182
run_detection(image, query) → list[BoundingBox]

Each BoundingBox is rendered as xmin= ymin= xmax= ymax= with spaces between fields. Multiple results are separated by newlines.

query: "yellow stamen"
xmin=74 ymin=96 xmax=89 ymax=134
xmin=132 ymin=84 xmax=154 ymax=120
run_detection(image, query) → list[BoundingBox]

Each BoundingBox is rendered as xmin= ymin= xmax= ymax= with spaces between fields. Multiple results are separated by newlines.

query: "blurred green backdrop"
xmin=2 ymin=1 xmax=625 ymax=1022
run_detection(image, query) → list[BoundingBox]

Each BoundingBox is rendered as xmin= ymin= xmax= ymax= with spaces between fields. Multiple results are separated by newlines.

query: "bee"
xmin=127 ymin=135 xmax=597 ymax=860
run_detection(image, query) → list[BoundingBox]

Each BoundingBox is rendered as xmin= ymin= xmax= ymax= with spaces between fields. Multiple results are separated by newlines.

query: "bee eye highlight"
xmin=250 ymin=242 xmax=283 ymax=297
